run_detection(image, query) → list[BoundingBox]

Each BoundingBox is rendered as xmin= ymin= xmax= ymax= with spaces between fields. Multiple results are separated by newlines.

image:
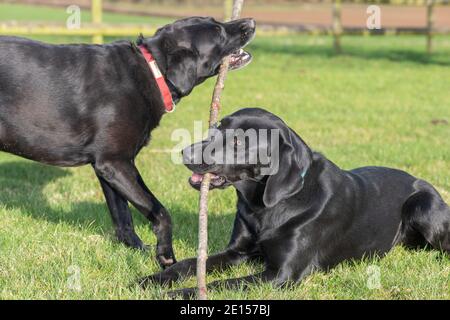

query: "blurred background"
xmin=1 ymin=0 xmax=450 ymax=49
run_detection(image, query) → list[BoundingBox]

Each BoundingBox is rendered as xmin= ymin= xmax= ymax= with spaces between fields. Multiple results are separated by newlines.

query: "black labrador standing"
xmin=0 ymin=17 xmax=255 ymax=267
xmin=140 ymin=108 xmax=450 ymax=297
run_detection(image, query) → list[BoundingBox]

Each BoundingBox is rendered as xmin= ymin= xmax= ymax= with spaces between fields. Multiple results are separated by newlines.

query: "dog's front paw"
xmin=167 ymin=287 xmax=197 ymax=300
xmin=156 ymin=245 xmax=177 ymax=269
xmin=157 ymin=254 xmax=177 ymax=269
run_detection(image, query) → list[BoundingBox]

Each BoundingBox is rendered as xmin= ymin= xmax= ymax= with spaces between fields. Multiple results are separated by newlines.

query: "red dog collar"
xmin=138 ymin=45 xmax=175 ymax=113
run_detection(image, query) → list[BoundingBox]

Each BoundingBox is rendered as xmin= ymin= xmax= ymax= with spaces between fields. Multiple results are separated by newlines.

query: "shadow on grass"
xmin=250 ymin=40 xmax=450 ymax=67
xmin=0 ymin=161 xmax=113 ymax=232
xmin=0 ymin=161 xmax=234 ymax=251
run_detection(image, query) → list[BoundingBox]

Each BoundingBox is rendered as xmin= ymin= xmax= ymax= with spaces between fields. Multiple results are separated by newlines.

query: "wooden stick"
xmin=426 ymin=0 xmax=435 ymax=55
xmin=196 ymin=0 xmax=245 ymax=301
xmin=332 ymin=0 xmax=342 ymax=54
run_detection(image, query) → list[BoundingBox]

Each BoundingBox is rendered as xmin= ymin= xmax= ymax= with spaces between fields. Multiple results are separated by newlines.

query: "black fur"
xmin=140 ymin=108 xmax=450 ymax=297
xmin=0 ymin=17 xmax=255 ymax=268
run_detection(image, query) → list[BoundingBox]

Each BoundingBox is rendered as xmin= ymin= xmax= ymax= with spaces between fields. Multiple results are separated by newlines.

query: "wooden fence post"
xmin=332 ymin=0 xmax=342 ymax=54
xmin=426 ymin=0 xmax=435 ymax=54
xmin=92 ymin=0 xmax=103 ymax=44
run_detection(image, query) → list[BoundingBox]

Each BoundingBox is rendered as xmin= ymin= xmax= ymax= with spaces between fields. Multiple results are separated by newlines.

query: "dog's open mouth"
xmin=229 ymin=49 xmax=252 ymax=71
xmin=189 ymin=173 xmax=228 ymax=190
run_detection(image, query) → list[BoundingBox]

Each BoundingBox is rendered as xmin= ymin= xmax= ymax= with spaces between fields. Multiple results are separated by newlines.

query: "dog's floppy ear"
xmin=166 ymin=48 xmax=198 ymax=97
xmin=263 ymin=128 xmax=312 ymax=208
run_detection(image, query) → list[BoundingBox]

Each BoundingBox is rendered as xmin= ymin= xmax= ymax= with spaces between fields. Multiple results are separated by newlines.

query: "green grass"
xmin=0 ymin=5 xmax=449 ymax=300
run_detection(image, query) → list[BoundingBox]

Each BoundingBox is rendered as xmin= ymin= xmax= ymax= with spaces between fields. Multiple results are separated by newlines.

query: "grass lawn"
xmin=0 ymin=5 xmax=449 ymax=300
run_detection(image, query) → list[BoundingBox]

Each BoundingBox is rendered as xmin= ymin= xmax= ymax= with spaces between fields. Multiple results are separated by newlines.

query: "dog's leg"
xmin=167 ymin=256 xmax=318 ymax=299
xmin=139 ymin=214 xmax=258 ymax=286
xmin=94 ymin=159 xmax=176 ymax=268
xmin=165 ymin=232 xmax=317 ymax=298
xmin=139 ymin=249 xmax=251 ymax=288
xmin=96 ymin=174 xmax=146 ymax=250
xmin=167 ymin=269 xmax=279 ymax=299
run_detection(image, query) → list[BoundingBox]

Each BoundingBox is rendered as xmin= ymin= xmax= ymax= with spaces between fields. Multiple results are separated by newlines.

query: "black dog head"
xmin=138 ymin=17 xmax=256 ymax=103
xmin=182 ymin=108 xmax=313 ymax=207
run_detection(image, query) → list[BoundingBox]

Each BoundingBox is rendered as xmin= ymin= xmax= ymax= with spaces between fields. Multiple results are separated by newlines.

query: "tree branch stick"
xmin=332 ymin=0 xmax=342 ymax=54
xmin=427 ymin=0 xmax=435 ymax=55
xmin=197 ymin=0 xmax=245 ymax=301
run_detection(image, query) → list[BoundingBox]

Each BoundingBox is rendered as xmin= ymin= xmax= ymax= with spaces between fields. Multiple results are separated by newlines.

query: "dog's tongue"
xmin=190 ymin=173 xmax=220 ymax=184
xmin=191 ymin=173 xmax=204 ymax=183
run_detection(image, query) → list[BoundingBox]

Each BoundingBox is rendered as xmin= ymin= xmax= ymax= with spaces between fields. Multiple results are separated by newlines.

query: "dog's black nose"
xmin=182 ymin=144 xmax=202 ymax=165
xmin=246 ymin=18 xmax=256 ymax=30
xmin=239 ymin=18 xmax=255 ymax=32
xmin=181 ymin=146 xmax=191 ymax=164
xmin=182 ymin=142 xmax=207 ymax=166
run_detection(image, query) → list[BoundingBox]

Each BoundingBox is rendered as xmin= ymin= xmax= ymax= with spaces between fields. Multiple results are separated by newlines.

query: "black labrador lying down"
xmin=0 ymin=17 xmax=255 ymax=267
xmin=140 ymin=108 xmax=450 ymax=297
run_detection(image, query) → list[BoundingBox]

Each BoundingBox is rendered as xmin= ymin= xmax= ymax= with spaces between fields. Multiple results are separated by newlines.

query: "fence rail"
xmin=0 ymin=23 xmax=156 ymax=37
xmin=1 ymin=0 xmax=448 ymax=53
xmin=0 ymin=0 xmax=157 ymax=43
